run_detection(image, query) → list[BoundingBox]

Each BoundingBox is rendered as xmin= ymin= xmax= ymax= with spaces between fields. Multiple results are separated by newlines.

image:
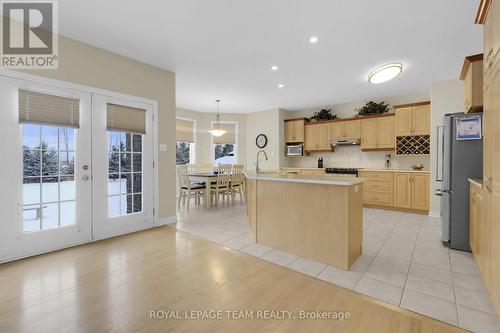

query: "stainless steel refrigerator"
xmin=437 ymin=113 xmax=483 ymax=251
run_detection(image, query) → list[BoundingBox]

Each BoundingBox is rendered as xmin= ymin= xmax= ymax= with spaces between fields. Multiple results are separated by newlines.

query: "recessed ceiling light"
xmin=309 ymin=36 xmax=319 ymax=44
xmin=278 ymin=84 xmax=285 ymax=88
xmin=368 ymin=62 xmax=403 ymax=84
xmin=271 ymin=65 xmax=278 ymax=71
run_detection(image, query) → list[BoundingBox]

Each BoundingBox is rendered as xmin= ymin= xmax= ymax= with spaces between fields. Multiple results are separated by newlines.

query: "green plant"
xmin=309 ymin=108 xmax=337 ymax=122
xmin=355 ymin=101 xmax=391 ymax=116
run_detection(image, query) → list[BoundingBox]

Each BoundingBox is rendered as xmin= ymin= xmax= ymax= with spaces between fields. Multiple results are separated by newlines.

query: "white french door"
xmin=0 ymin=75 xmax=156 ymax=262
xmin=0 ymin=77 xmax=92 ymax=261
xmin=92 ymin=94 xmax=154 ymax=239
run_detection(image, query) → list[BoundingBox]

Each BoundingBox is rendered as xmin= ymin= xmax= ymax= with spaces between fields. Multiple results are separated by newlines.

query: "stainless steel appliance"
xmin=325 ymin=168 xmax=359 ymax=177
xmin=286 ymin=145 xmax=304 ymax=156
xmin=331 ymin=138 xmax=360 ymax=147
xmin=437 ymin=113 xmax=483 ymax=251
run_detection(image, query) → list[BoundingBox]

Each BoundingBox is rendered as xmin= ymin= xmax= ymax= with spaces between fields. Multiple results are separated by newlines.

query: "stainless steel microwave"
xmin=286 ymin=145 xmax=304 ymax=156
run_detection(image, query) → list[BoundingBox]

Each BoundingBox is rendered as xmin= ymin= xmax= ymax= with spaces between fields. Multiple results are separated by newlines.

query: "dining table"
xmin=187 ymin=171 xmax=219 ymax=208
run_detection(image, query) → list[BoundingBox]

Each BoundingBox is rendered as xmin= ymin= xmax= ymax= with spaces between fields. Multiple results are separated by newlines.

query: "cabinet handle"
xmin=486 ymin=177 xmax=493 ymax=192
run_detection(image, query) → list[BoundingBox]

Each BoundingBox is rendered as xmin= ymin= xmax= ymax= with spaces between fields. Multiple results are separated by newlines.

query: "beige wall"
xmin=176 ymin=108 xmax=247 ymax=165
xmin=246 ymin=109 xmax=283 ymax=170
xmin=430 ymin=79 xmax=464 ymax=216
xmin=285 ymin=91 xmax=431 ymax=170
xmin=23 ymin=36 xmax=177 ymax=219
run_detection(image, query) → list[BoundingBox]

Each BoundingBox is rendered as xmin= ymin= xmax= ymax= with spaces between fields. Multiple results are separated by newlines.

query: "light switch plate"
xmin=159 ymin=144 xmax=167 ymax=152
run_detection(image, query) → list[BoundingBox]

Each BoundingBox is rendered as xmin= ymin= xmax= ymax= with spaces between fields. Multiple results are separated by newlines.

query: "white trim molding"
xmin=158 ymin=216 xmax=177 ymax=226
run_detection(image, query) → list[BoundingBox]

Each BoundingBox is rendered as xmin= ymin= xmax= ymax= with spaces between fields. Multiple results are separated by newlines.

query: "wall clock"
xmin=256 ymin=134 xmax=268 ymax=148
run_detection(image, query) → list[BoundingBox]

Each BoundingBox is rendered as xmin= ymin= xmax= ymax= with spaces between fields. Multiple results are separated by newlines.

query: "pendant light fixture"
xmin=208 ymin=99 xmax=227 ymax=137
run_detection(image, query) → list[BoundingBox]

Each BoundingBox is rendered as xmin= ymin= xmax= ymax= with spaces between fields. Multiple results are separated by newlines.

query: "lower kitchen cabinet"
xmin=393 ymin=172 xmax=430 ymax=211
xmin=393 ymin=173 xmax=412 ymax=208
xmin=470 ymin=182 xmax=491 ymax=287
xmin=358 ymin=171 xmax=394 ymax=207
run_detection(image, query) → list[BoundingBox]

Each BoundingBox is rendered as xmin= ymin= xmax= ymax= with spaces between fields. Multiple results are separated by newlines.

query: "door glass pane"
xmin=22 ymin=125 xmax=77 ymax=232
xmin=108 ymin=131 xmax=143 ymax=217
xmin=23 ymin=177 xmax=40 ymax=205
xmin=42 ymin=177 xmax=58 ymax=202
xmin=23 ymin=125 xmax=40 ymax=149
xmin=23 ymin=150 xmax=40 ymax=177
xmin=41 ymin=203 xmax=59 ymax=229
xmin=60 ymin=176 xmax=75 ymax=201
xmin=23 ymin=204 xmax=41 ymax=232
xmin=41 ymin=126 xmax=58 ymax=150
xmin=42 ymin=150 xmax=59 ymax=176
xmin=60 ymin=201 xmax=75 ymax=226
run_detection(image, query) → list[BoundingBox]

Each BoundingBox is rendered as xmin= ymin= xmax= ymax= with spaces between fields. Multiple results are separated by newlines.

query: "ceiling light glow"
xmin=271 ymin=65 xmax=278 ymax=71
xmin=368 ymin=62 xmax=403 ymax=84
xmin=278 ymin=84 xmax=285 ymax=88
xmin=309 ymin=36 xmax=319 ymax=44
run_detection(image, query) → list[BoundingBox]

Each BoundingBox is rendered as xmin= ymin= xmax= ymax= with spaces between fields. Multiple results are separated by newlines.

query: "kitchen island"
xmin=245 ymin=171 xmax=364 ymax=270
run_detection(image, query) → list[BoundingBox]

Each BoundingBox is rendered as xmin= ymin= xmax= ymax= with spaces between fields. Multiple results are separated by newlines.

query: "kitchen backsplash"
xmin=284 ymin=146 xmax=430 ymax=170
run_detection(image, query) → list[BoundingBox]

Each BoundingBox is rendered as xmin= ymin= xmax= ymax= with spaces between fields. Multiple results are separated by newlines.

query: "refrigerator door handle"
xmin=435 ymin=189 xmax=443 ymax=196
xmin=435 ymin=125 xmax=444 ymax=182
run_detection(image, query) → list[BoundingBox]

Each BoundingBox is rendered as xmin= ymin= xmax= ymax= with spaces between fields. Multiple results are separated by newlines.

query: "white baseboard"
xmin=158 ymin=215 xmax=177 ymax=226
xmin=428 ymin=210 xmax=441 ymax=218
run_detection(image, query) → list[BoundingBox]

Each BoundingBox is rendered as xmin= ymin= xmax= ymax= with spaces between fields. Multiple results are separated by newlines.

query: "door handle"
xmin=82 ymin=175 xmax=89 ymax=181
xmin=435 ymin=189 xmax=443 ymax=196
xmin=82 ymin=165 xmax=89 ymax=171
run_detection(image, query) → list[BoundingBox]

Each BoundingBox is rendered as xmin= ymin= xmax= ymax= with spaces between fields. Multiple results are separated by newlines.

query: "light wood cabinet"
xmin=359 ymin=171 xmax=394 ymax=207
xmin=470 ymin=183 xmax=484 ymax=260
xmin=360 ymin=115 xmax=395 ymax=151
xmin=395 ymin=103 xmax=430 ymax=136
xmin=305 ymin=123 xmax=331 ymax=151
xmin=411 ymin=173 xmax=430 ymax=211
xmin=299 ymin=169 xmax=325 ymax=176
xmin=393 ymin=173 xmax=412 ymax=208
xmin=461 ymin=55 xmax=484 ymax=113
xmin=284 ymin=119 xmax=305 ymax=143
xmin=330 ymin=120 xmax=361 ymax=140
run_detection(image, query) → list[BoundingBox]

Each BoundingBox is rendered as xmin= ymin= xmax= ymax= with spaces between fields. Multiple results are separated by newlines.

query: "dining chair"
xmin=176 ymin=165 xmax=206 ymax=211
xmin=230 ymin=164 xmax=245 ymax=203
xmin=210 ymin=164 xmax=232 ymax=207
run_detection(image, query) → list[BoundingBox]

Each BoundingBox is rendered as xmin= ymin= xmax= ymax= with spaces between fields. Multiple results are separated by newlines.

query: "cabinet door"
xmin=393 ymin=173 xmax=411 ymax=208
xmin=284 ymin=121 xmax=294 ymax=143
xmin=464 ymin=66 xmax=472 ymax=112
xmin=411 ymin=173 xmax=429 ymax=210
xmin=412 ymin=105 xmax=430 ymax=135
xmin=377 ymin=117 xmax=395 ymax=149
xmin=395 ymin=107 xmax=413 ymax=136
xmin=470 ymin=188 xmax=479 ymax=254
xmin=361 ymin=119 xmax=378 ymax=149
xmin=344 ymin=120 xmax=361 ymax=139
xmin=316 ymin=123 xmax=331 ymax=150
xmin=330 ymin=122 xmax=344 ymax=140
xmin=293 ymin=120 xmax=304 ymax=142
xmin=304 ymin=125 xmax=316 ymax=151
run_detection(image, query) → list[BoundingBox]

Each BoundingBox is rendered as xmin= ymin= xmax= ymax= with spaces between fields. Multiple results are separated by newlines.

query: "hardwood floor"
xmin=0 ymin=226 xmax=465 ymax=333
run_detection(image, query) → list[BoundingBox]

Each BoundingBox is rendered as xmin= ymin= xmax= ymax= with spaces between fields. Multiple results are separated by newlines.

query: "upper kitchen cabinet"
xmin=360 ymin=115 xmax=395 ymax=151
xmin=305 ymin=122 xmax=331 ymax=151
xmin=394 ymin=102 xmax=430 ymax=136
xmin=461 ymin=54 xmax=484 ymax=113
xmin=284 ymin=118 xmax=307 ymax=143
xmin=330 ymin=120 xmax=361 ymax=140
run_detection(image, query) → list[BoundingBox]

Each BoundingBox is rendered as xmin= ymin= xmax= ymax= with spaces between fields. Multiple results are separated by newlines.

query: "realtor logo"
xmin=1 ymin=0 xmax=58 ymax=68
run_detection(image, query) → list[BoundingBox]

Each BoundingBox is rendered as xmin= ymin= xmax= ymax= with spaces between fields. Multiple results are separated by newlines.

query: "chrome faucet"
xmin=255 ymin=150 xmax=268 ymax=174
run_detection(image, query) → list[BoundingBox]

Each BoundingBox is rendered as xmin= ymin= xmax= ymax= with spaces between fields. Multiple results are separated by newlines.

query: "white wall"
xmin=246 ymin=109 xmax=282 ymax=170
xmin=285 ymin=91 xmax=431 ymax=170
xmin=429 ymin=79 xmax=464 ymax=216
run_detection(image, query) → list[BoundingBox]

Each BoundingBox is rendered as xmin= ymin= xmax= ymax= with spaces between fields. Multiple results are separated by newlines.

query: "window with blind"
xmin=212 ymin=122 xmax=237 ymax=164
xmin=176 ymin=118 xmax=195 ymax=165
xmin=19 ymin=90 xmax=80 ymax=232
xmin=106 ymin=103 xmax=147 ymax=217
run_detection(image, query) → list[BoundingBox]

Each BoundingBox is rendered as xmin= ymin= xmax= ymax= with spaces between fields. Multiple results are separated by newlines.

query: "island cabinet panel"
xmin=394 ymin=173 xmax=412 ymax=208
xmin=251 ymin=180 xmax=362 ymax=270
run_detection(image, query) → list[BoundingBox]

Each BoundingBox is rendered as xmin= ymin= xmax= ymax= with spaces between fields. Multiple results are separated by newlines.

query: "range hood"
xmin=331 ymin=139 xmax=361 ymax=147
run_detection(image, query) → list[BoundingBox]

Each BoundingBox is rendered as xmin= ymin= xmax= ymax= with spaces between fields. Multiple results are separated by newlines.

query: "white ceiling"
xmin=59 ymin=0 xmax=483 ymax=113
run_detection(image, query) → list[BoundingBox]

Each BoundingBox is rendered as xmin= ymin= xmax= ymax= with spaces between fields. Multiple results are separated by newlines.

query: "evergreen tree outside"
xmin=176 ymin=142 xmax=191 ymax=165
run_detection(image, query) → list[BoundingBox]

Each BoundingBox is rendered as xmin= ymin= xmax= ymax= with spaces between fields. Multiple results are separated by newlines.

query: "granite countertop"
xmin=244 ymin=171 xmax=364 ymax=186
xmin=279 ymin=166 xmax=430 ymax=173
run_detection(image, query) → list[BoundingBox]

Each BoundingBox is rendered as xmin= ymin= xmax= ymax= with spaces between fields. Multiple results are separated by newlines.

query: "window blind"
xmin=18 ymin=89 xmax=80 ymax=128
xmin=176 ymin=119 xmax=194 ymax=142
xmin=107 ymin=103 xmax=147 ymax=134
xmin=213 ymin=123 xmax=236 ymax=144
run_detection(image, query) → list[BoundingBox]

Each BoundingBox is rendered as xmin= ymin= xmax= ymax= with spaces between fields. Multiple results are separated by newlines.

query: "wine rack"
xmin=396 ymin=135 xmax=430 ymax=156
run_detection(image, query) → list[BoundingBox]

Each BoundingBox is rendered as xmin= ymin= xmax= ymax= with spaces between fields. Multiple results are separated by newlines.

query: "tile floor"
xmin=173 ymin=203 xmax=500 ymax=333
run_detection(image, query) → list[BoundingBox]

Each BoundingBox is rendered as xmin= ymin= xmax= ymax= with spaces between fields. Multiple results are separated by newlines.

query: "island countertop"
xmin=244 ymin=171 xmax=364 ymax=186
